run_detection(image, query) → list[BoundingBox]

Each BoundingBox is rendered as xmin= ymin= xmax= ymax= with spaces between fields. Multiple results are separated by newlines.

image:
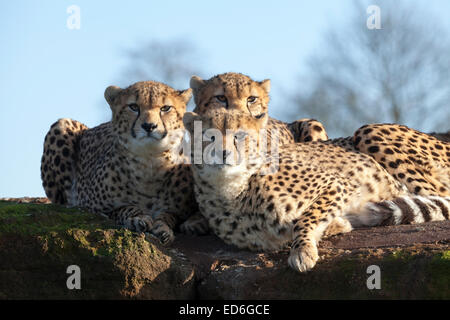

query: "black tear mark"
xmin=130 ymin=109 xmax=140 ymax=138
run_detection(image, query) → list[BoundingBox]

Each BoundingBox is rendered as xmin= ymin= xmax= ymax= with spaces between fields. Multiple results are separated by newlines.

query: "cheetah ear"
xmin=177 ymin=88 xmax=192 ymax=105
xmin=104 ymin=85 xmax=122 ymax=106
xmin=190 ymin=75 xmax=206 ymax=91
xmin=259 ymin=79 xmax=271 ymax=94
xmin=183 ymin=112 xmax=202 ymax=133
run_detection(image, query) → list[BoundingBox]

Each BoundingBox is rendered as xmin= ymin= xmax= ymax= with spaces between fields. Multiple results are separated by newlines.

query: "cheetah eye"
xmin=128 ymin=103 xmax=139 ymax=112
xmin=247 ymin=96 xmax=257 ymax=103
xmin=160 ymin=105 xmax=172 ymax=112
xmin=215 ymin=95 xmax=227 ymax=103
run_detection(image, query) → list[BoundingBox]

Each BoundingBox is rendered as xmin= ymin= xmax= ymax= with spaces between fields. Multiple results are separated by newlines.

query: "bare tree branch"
xmin=290 ymin=0 xmax=450 ymax=137
xmin=121 ymin=38 xmax=206 ymax=92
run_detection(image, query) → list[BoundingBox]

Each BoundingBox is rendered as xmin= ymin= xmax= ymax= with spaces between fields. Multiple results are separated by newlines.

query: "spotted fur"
xmin=353 ymin=124 xmax=450 ymax=197
xmin=183 ymin=109 xmax=449 ymax=273
xmin=289 ymin=121 xmax=450 ymax=197
xmin=41 ymin=81 xmax=197 ymax=243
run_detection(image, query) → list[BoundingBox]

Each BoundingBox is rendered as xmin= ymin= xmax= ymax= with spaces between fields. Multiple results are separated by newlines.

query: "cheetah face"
xmin=183 ymin=109 xmax=268 ymax=172
xmin=190 ymin=72 xmax=271 ymax=121
xmin=104 ymin=81 xmax=191 ymax=153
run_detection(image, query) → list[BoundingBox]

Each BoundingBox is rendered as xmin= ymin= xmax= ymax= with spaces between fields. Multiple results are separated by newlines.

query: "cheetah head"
xmin=183 ymin=109 xmax=269 ymax=172
xmin=105 ymin=81 xmax=191 ymax=154
xmin=190 ymin=72 xmax=270 ymax=121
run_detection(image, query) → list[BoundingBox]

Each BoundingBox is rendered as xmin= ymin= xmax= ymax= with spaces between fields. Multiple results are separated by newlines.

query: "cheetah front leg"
xmin=288 ymin=195 xmax=346 ymax=272
xmin=112 ymin=206 xmax=154 ymax=233
xmin=288 ymin=118 xmax=329 ymax=143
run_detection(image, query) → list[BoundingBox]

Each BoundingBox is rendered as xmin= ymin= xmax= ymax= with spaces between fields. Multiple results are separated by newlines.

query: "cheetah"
xmin=183 ymin=108 xmax=450 ymax=272
xmin=219 ymin=73 xmax=447 ymax=197
xmin=190 ymin=72 xmax=329 ymax=144
xmin=187 ymin=72 xmax=450 ymax=234
xmin=353 ymin=124 xmax=450 ymax=196
xmin=190 ymin=73 xmax=450 ymax=198
xmin=41 ymin=81 xmax=197 ymax=244
xmin=297 ymin=123 xmax=450 ymax=197
xmin=181 ymin=72 xmax=329 ymax=235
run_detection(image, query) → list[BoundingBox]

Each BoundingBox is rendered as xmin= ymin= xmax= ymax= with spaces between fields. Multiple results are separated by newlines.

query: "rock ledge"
xmin=0 ymin=198 xmax=448 ymax=299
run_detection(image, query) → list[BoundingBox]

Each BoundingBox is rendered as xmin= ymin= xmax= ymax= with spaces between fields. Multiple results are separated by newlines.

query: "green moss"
xmin=0 ymin=201 xmax=114 ymax=236
xmin=0 ymin=201 xmax=195 ymax=299
xmin=390 ymin=249 xmax=416 ymax=261
xmin=376 ymin=249 xmax=450 ymax=299
xmin=426 ymin=251 xmax=450 ymax=299
xmin=269 ymin=248 xmax=450 ymax=300
xmin=0 ymin=201 xmax=155 ymax=258
xmin=440 ymin=250 xmax=450 ymax=260
xmin=37 ymin=227 xmax=152 ymax=260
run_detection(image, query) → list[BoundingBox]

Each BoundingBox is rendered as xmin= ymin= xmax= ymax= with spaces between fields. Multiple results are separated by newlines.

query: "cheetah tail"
xmin=345 ymin=196 xmax=450 ymax=228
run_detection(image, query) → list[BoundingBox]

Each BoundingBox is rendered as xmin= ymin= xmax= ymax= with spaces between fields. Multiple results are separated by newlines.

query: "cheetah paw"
xmin=131 ymin=215 xmax=154 ymax=233
xmin=288 ymin=243 xmax=319 ymax=273
xmin=158 ymin=230 xmax=174 ymax=245
xmin=150 ymin=223 xmax=175 ymax=245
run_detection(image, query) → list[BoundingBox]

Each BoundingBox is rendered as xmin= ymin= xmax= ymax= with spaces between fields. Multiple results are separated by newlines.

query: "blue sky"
xmin=1 ymin=0 xmax=449 ymax=197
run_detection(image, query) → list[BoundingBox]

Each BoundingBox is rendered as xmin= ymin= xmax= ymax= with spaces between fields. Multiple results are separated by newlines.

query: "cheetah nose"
xmin=141 ymin=122 xmax=157 ymax=133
